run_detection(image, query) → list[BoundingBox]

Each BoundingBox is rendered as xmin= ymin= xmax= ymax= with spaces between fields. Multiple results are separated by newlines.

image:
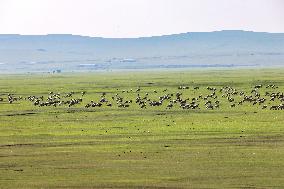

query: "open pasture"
xmin=0 ymin=69 xmax=284 ymax=188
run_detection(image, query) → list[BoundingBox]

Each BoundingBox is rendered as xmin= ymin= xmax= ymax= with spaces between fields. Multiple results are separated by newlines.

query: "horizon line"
xmin=0 ymin=30 xmax=283 ymax=39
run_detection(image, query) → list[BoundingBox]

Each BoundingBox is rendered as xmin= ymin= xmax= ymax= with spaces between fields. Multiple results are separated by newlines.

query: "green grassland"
xmin=0 ymin=69 xmax=284 ymax=188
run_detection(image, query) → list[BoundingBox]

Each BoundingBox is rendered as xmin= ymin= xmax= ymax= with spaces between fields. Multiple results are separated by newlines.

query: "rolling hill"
xmin=0 ymin=30 xmax=284 ymax=73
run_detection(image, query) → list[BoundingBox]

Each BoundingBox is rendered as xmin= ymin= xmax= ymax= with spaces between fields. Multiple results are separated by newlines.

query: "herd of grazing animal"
xmin=0 ymin=83 xmax=283 ymax=111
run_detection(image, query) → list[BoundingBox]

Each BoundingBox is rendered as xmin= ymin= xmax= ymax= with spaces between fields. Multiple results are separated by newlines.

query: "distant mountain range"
xmin=0 ymin=30 xmax=284 ymax=73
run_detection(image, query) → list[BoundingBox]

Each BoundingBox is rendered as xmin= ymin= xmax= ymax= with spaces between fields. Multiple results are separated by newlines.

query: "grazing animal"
xmin=3 ymin=82 xmax=283 ymax=113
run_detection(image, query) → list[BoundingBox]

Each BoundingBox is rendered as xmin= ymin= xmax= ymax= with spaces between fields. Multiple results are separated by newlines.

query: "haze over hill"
xmin=0 ymin=30 xmax=284 ymax=73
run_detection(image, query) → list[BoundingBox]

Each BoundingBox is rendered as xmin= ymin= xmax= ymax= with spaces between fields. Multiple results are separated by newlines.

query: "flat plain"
xmin=0 ymin=69 xmax=284 ymax=188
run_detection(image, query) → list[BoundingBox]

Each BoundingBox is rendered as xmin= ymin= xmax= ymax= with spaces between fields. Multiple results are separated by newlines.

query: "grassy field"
xmin=0 ymin=69 xmax=284 ymax=189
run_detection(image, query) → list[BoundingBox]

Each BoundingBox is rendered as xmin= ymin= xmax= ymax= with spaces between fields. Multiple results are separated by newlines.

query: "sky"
xmin=0 ymin=0 xmax=283 ymax=38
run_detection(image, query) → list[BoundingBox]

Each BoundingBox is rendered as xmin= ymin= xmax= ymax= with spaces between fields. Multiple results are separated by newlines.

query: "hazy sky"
xmin=0 ymin=0 xmax=283 ymax=38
